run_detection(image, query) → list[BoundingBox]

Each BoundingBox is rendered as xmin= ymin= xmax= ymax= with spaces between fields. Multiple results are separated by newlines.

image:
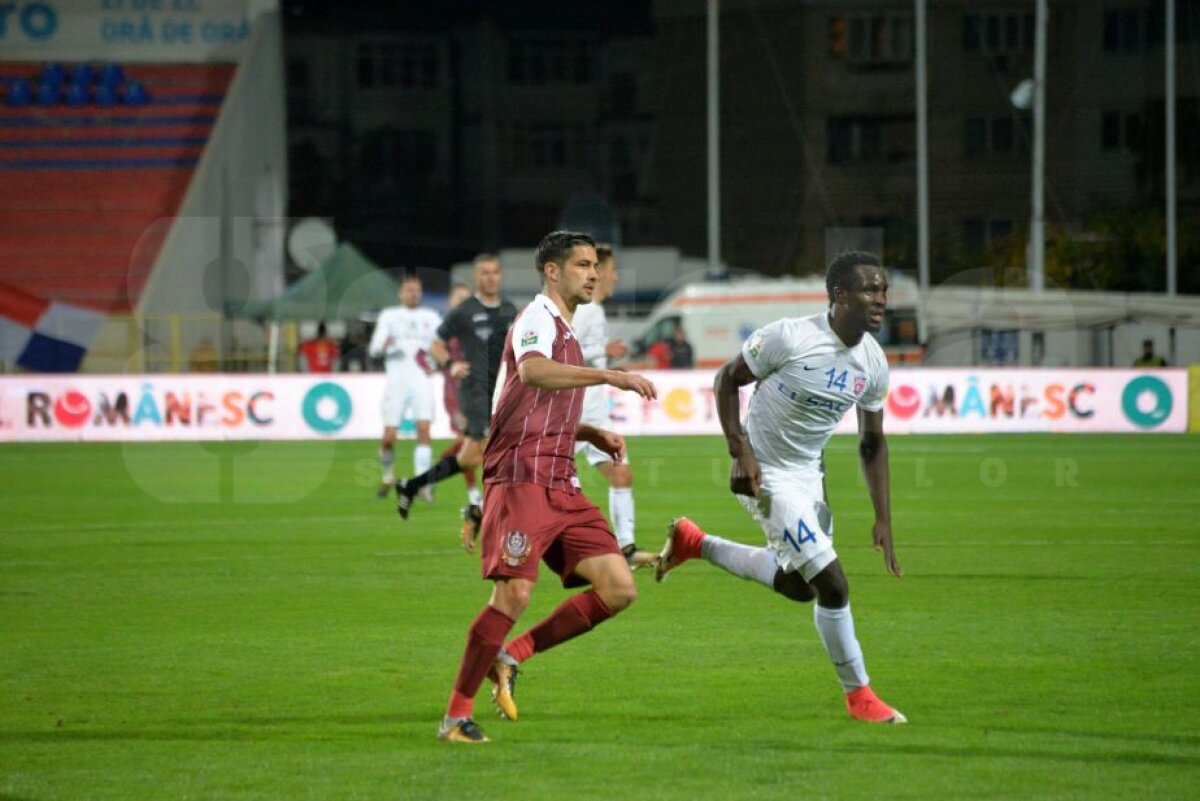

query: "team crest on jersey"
xmin=853 ymin=374 xmax=867 ymax=395
xmin=501 ymin=530 xmax=530 ymax=567
xmin=747 ymin=332 xmax=763 ymax=359
xmin=520 ymin=331 xmax=538 ymax=346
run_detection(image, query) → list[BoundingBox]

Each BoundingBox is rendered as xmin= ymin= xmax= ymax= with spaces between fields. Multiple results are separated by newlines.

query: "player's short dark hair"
xmin=536 ymin=230 xmax=596 ymax=275
xmin=451 ymin=281 xmax=470 ymax=293
xmin=595 ymin=243 xmax=614 ymax=264
xmin=473 ymin=252 xmax=499 ymax=266
xmin=825 ymin=250 xmax=882 ymax=302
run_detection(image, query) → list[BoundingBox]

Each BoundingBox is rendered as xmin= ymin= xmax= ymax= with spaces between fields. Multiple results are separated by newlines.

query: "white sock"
xmin=467 ymin=485 xmax=483 ymax=507
xmin=609 ymin=487 xmax=636 ymax=550
xmin=813 ymin=603 xmax=870 ymax=692
xmin=380 ymin=447 xmax=395 ymax=483
xmin=414 ymin=444 xmax=432 ymax=476
xmin=700 ymin=534 xmax=777 ymax=589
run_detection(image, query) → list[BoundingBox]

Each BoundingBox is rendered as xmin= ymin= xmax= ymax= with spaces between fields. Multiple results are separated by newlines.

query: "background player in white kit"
xmin=369 ymin=276 xmax=441 ymax=499
xmin=570 ymin=244 xmax=655 ymax=567
xmin=655 ymin=251 xmax=907 ymax=724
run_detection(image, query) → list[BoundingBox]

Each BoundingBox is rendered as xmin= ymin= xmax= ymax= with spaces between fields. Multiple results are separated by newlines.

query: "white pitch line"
xmin=848 ymin=540 xmax=1199 ymax=548
xmin=0 ymin=515 xmax=374 ymax=535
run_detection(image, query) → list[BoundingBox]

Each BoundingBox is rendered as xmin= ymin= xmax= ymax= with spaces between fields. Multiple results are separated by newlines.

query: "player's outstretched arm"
xmin=714 ymin=355 xmax=760 ymax=496
xmin=577 ymin=424 xmax=626 ymax=463
xmin=517 ymin=355 xmax=657 ymax=399
xmin=858 ymin=406 xmax=902 ymax=577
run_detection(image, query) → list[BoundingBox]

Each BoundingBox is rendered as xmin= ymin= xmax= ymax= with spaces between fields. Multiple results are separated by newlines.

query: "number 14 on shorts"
xmin=782 ymin=518 xmax=819 ymax=552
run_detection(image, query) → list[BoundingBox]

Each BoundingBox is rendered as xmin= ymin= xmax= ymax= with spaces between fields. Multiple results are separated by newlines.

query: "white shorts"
xmin=575 ymin=410 xmax=616 ymax=466
xmin=736 ymin=466 xmax=837 ymax=581
xmin=381 ymin=377 xmax=434 ymax=427
xmin=574 ymin=439 xmax=615 ymax=466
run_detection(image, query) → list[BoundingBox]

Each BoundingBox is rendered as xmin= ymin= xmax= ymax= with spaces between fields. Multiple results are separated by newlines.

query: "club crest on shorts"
xmin=501 ymin=530 xmax=530 ymax=567
xmin=853 ymin=374 xmax=867 ymax=395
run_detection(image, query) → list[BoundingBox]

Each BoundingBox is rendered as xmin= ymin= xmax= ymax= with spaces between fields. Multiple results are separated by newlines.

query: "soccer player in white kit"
xmin=570 ymin=245 xmax=656 ymax=568
xmin=655 ymin=252 xmax=907 ymax=724
xmin=369 ymin=276 xmax=441 ymax=499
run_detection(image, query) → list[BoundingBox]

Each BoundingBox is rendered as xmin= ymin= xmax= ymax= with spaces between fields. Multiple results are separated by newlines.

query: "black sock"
xmin=407 ymin=455 xmax=462 ymax=491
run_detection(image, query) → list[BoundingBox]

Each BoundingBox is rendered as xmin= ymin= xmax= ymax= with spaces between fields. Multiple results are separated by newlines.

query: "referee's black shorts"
xmin=458 ymin=384 xmax=491 ymax=440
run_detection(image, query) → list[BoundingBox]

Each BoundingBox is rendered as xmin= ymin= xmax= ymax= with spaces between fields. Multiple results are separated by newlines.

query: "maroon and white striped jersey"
xmin=484 ymin=294 xmax=586 ymax=493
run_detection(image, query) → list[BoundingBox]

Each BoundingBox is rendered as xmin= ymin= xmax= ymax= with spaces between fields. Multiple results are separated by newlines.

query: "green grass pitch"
xmin=1 ymin=434 xmax=1198 ymax=800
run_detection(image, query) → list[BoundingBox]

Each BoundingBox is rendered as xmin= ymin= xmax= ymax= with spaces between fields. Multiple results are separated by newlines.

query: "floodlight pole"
xmin=915 ymin=0 xmax=930 ymax=291
xmin=707 ymin=0 xmax=723 ymax=278
xmin=1166 ymin=0 xmax=1177 ymax=296
xmin=1029 ymin=0 xmax=1047 ymax=294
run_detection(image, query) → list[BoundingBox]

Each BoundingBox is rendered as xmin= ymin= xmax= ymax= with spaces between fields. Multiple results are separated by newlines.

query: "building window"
xmin=963 ymin=12 xmax=1035 ymax=53
xmin=360 ymin=130 xmax=437 ymax=190
xmin=287 ymin=58 xmax=311 ymax=120
xmin=511 ymin=123 xmax=588 ymax=168
xmin=356 ymin=42 xmax=440 ymax=89
xmin=1101 ymin=110 xmax=1145 ymax=150
xmin=830 ymin=13 xmax=913 ymax=65
xmin=1125 ymin=112 xmax=1145 ymax=149
xmin=509 ymin=39 xmax=592 ymax=86
xmin=828 ymin=116 xmax=913 ymax=164
xmin=1103 ymin=7 xmax=1147 ymax=52
xmin=965 ymin=116 xmax=988 ymax=159
xmin=963 ymin=218 xmax=1016 ymax=253
xmin=1101 ymin=110 xmax=1122 ymax=149
xmin=963 ymin=114 xmax=1031 ymax=159
xmin=829 ymin=117 xmax=880 ymax=164
xmin=609 ymin=73 xmax=637 ymax=116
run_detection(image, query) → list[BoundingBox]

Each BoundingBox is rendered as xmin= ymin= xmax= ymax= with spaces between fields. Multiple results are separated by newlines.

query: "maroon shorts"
xmin=480 ymin=482 xmax=620 ymax=588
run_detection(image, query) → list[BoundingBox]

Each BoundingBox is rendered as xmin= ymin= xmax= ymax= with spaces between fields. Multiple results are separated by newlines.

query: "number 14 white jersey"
xmin=741 ymin=312 xmax=889 ymax=470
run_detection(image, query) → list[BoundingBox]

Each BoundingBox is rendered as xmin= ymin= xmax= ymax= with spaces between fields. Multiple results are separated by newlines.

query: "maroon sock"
xmin=508 ymin=590 xmax=614 ymax=661
xmin=447 ymin=605 xmax=515 ymax=718
xmin=463 ymin=467 xmax=477 ymax=489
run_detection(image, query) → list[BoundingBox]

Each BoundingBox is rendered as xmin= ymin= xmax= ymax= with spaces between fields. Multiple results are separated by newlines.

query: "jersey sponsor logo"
xmin=501 ymin=530 xmax=531 ymax=567
xmin=475 ymin=327 xmax=493 ymax=341
xmin=804 ymin=396 xmax=852 ymax=413
xmin=774 ymin=381 xmax=851 ymax=413
xmin=520 ymin=331 xmax=539 ymax=347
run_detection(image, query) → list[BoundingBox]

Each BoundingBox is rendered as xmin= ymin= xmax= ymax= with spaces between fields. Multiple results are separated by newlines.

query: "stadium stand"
xmin=0 ymin=62 xmax=235 ymax=313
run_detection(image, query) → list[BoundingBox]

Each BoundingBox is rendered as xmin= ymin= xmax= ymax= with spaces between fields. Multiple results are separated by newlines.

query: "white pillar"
xmin=1029 ymin=0 xmax=1047 ymax=294
xmin=707 ymin=0 xmax=722 ymax=278
xmin=915 ymin=0 xmax=930 ymax=291
xmin=1166 ymin=0 xmax=1177 ymax=296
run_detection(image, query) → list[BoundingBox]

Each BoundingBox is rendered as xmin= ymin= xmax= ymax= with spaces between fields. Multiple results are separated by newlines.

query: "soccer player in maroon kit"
xmin=437 ymin=231 xmax=658 ymax=744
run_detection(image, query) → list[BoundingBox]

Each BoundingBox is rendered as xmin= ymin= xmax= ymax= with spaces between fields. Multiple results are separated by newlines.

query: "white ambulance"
xmin=622 ymin=272 xmax=925 ymax=368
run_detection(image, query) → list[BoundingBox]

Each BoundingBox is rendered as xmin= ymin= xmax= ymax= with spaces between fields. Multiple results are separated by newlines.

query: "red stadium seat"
xmin=0 ymin=63 xmax=234 ymax=313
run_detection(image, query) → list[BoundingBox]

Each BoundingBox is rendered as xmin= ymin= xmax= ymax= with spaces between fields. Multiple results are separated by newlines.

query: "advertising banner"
xmin=0 ymin=368 xmax=1187 ymax=443
xmin=0 ymin=1 xmax=253 ymax=63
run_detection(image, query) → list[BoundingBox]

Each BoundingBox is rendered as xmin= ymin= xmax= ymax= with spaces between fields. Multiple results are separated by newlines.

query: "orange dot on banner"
xmin=663 ymin=388 xmax=696 ymax=421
